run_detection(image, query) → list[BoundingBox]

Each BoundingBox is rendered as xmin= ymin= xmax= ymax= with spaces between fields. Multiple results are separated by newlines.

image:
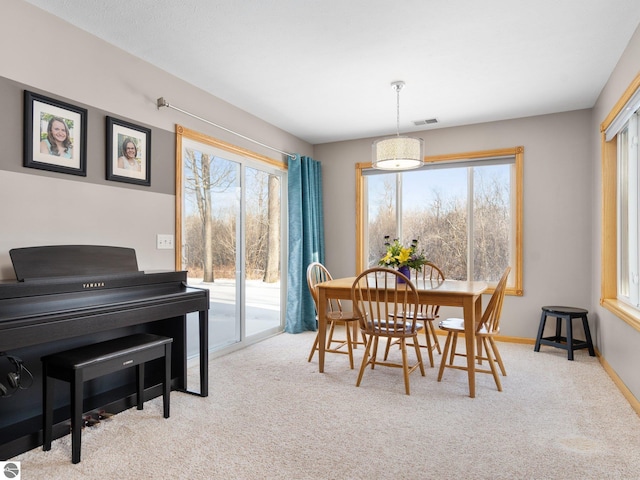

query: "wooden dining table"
xmin=316 ymin=275 xmax=488 ymax=398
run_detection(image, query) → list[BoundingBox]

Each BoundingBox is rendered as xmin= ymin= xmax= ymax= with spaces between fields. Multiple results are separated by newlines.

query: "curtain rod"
xmin=156 ymin=97 xmax=296 ymax=159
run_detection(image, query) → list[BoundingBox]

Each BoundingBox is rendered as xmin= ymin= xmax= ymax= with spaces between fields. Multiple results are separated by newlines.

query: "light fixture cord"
xmin=396 ymin=84 xmax=401 ymax=137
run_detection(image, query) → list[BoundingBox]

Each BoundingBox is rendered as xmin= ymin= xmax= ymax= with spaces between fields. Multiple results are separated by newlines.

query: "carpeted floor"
xmin=11 ymin=331 xmax=640 ymax=479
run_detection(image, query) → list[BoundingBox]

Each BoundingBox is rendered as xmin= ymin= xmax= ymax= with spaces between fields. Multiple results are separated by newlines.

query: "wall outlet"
xmin=157 ymin=234 xmax=174 ymax=250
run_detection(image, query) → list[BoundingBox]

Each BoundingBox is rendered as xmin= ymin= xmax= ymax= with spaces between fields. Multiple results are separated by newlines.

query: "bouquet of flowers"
xmin=378 ymin=236 xmax=428 ymax=271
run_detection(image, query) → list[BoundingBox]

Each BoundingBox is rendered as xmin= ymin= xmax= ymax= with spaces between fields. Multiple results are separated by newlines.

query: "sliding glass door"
xmin=178 ymin=129 xmax=285 ymax=357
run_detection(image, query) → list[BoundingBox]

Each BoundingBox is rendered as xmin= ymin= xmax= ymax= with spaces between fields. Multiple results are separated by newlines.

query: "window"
xmin=602 ymin=72 xmax=640 ymax=331
xmin=617 ymin=112 xmax=639 ymax=306
xmin=356 ymin=147 xmax=523 ymax=295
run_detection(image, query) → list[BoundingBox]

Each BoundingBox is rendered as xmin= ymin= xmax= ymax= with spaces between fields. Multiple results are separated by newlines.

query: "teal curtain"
xmin=285 ymin=154 xmax=324 ymax=333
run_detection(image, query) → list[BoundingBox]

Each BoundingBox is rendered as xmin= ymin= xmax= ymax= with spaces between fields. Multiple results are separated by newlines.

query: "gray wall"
xmin=1 ymin=1 xmax=311 ymax=280
xmin=591 ymin=24 xmax=640 ymax=402
xmin=315 ymin=23 xmax=640 ymax=404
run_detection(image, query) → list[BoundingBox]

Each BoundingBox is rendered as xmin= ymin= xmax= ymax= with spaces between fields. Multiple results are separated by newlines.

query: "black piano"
xmin=0 ymin=245 xmax=209 ymax=459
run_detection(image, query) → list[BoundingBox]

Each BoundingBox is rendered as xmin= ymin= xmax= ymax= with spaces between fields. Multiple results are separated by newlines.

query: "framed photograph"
xmin=106 ymin=116 xmax=151 ymax=186
xmin=24 ymin=91 xmax=87 ymax=176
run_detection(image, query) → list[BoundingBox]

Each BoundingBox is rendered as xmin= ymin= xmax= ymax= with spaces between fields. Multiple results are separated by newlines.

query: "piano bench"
xmin=41 ymin=333 xmax=173 ymax=464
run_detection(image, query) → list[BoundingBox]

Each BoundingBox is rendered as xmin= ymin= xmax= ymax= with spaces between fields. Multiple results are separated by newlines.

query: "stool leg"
xmin=581 ymin=315 xmax=596 ymax=356
xmin=566 ymin=316 xmax=574 ymax=360
xmin=71 ymin=370 xmax=83 ymax=464
xmin=554 ymin=317 xmax=562 ymax=339
xmin=163 ymin=343 xmax=171 ymax=419
xmin=42 ymin=364 xmax=53 ymax=451
xmin=534 ymin=311 xmax=547 ymax=351
xmin=136 ymin=363 xmax=144 ymax=410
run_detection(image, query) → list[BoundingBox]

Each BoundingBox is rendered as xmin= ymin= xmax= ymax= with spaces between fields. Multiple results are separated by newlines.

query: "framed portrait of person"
xmin=106 ymin=116 xmax=151 ymax=186
xmin=23 ymin=91 xmax=88 ymax=176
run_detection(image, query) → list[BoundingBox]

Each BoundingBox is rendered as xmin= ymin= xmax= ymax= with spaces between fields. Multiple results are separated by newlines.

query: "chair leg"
xmin=352 ymin=322 xmax=365 ymax=348
xmin=351 ymin=321 xmax=357 ymax=348
xmin=344 ymin=322 xmax=354 ymax=369
xmin=356 ymin=336 xmax=374 ymax=387
xmin=482 ymin=337 xmax=502 ymax=391
xmin=476 ymin=336 xmax=485 ymax=365
xmin=327 ymin=321 xmax=337 ymax=347
xmin=401 ymin=338 xmax=411 ymax=395
xmin=449 ymin=333 xmax=458 ymax=365
xmin=383 ymin=336 xmax=393 ymax=361
xmin=309 ymin=320 xmax=360 ymax=367
xmin=413 ymin=336 xmax=425 ymax=377
xmin=428 ymin=322 xmax=442 ymax=354
xmin=423 ymin=324 xmax=435 ymax=368
xmin=370 ymin=336 xmax=380 ymax=370
xmin=438 ymin=332 xmax=454 ymax=381
xmin=307 ymin=332 xmax=320 ymax=362
xmin=488 ymin=337 xmax=506 ymax=376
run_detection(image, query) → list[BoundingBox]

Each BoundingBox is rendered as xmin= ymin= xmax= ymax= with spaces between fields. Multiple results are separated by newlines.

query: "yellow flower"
xmin=381 ymin=251 xmax=394 ymax=264
xmin=378 ymin=237 xmax=428 ymax=271
xmin=396 ymin=247 xmax=411 ymax=265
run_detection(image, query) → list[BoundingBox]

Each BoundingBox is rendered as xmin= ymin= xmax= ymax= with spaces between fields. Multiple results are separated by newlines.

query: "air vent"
xmin=413 ymin=118 xmax=438 ymax=126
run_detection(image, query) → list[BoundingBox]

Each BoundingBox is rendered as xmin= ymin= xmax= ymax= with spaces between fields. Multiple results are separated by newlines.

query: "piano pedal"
xmin=97 ymin=410 xmax=114 ymax=421
xmin=83 ymin=415 xmax=101 ymax=428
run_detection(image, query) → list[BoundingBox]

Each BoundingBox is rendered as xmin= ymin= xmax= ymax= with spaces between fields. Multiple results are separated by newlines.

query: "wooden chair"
xmin=385 ymin=262 xmax=445 ymax=367
xmin=306 ymin=262 xmax=361 ymax=369
xmin=351 ymin=267 xmax=425 ymax=395
xmin=437 ymin=266 xmax=511 ymax=392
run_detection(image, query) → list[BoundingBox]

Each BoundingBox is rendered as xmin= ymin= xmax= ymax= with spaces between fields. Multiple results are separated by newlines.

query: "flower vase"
xmin=397 ymin=265 xmax=410 ymax=284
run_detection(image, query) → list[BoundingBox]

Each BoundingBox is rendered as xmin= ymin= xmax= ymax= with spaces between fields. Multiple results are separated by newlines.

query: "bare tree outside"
xmin=368 ymin=165 xmax=511 ymax=283
xmin=472 ymin=171 xmax=510 ymax=281
xmin=245 ymin=168 xmax=281 ymax=281
xmin=183 ymin=150 xmax=281 ymax=283
xmin=183 ymin=148 xmax=236 ymax=282
xmin=264 ymin=174 xmax=280 ymax=283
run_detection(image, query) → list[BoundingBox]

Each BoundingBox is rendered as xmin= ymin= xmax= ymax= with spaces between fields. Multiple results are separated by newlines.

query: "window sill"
xmin=601 ymin=298 xmax=640 ymax=333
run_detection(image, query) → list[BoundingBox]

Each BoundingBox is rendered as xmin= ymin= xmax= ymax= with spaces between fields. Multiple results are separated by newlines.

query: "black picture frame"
xmin=106 ymin=116 xmax=151 ymax=186
xmin=23 ymin=91 xmax=87 ymax=176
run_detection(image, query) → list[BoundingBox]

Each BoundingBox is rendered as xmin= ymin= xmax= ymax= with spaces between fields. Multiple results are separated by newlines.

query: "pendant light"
xmin=372 ymin=81 xmax=424 ymax=170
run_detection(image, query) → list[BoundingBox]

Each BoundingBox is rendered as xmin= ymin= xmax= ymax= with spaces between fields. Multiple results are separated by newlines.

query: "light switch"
xmin=157 ymin=234 xmax=174 ymax=249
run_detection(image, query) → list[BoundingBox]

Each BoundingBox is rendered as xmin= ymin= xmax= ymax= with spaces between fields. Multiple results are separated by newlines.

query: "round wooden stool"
xmin=534 ymin=306 xmax=595 ymax=360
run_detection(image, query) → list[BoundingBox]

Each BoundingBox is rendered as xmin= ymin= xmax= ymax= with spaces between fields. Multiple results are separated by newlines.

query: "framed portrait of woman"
xmin=23 ymin=91 xmax=88 ymax=176
xmin=106 ymin=116 xmax=151 ymax=186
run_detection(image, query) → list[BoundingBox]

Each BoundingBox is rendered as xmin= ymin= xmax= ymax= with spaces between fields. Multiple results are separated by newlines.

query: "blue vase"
xmin=397 ymin=265 xmax=410 ymax=284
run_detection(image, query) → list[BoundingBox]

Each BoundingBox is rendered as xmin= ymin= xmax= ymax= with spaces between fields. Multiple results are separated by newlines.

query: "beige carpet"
xmin=12 ymin=331 xmax=640 ymax=479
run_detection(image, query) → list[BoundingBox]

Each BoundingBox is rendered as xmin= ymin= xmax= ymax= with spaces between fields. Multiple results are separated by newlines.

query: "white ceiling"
xmin=22 ymin=0 xmax=640 ymax=145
